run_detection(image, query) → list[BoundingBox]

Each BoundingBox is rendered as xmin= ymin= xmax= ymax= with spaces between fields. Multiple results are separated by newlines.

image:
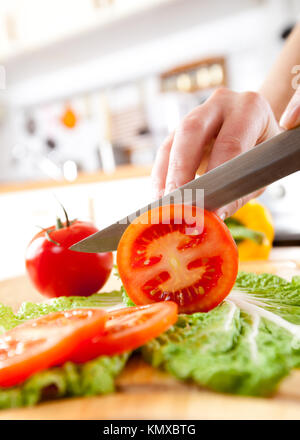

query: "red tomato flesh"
xmin=26 ymin=221 xmax=113 ymax=298
xmin=117 ymin=205 xmax=238 ymax=313
xmin=0 ymin=308 xmax=107 ymax=387
xmin=71 ymin=302 xmax=178 ymax=362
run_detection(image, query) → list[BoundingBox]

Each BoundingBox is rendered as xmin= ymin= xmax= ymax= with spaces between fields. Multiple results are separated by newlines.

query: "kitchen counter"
xmin=0 ymin=165 xmax=151 ymax=194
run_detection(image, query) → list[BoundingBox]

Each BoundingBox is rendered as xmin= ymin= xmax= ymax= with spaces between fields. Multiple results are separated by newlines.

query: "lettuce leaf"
xmin=142 ymin=273 xmax=300 ymax=396
xmin=16 ymin=290 xmax=124 ymax=322
xmin=0 ymin=303 xmax=21 ymax=333
xmin=0 ymin=290 xmax=128 ymax=409
xmin=2 ymin=272 xmax=300 ymax=408
xmin=0 ymin=354 xmax=129 ymax=409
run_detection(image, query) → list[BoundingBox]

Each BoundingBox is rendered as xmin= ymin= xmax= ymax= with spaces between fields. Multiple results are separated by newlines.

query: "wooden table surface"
xmin=0 ymin=248 xmax=300 ymax=420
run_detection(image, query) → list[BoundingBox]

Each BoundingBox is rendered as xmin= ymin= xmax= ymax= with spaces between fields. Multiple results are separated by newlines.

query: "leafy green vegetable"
xmin=142 ymin=273 xmax=300 ymax=396
xmin=16 ymin=290 xmax=124 ymax=322
xmin=0 ymin=355 xmax=129 ymax=409
xmin=114 ymin=265 xmax=135 ymax=308
xmin=0 ymin=290 xmax=128 ymax=409
xmin=2 ymin=272 xmax=300 ymax=408
xmin=225 ymin=217 xmax=265 ymax=245
xmin=122 ymin=287 xmax=135 ymax=308
xmin=0 ymin=303 xmax=21 ymax=333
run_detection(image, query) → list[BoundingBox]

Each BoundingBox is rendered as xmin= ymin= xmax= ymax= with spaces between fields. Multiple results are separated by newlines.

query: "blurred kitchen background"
xmin=0 ymin=0 xmax=299 ymax=279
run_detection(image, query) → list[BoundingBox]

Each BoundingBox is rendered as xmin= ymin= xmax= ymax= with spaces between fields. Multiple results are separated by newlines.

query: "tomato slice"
xmin=0 ymin=309 xmax=107 ymax=387
xmin=71 ymin=302 xmax=178 ymax=362
xmin=117 ymin=205 xmax=238 ymax=313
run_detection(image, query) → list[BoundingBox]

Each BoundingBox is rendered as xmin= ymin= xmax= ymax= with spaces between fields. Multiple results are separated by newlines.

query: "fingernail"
xmin=280 ymin=107 xmax=300 ymax=129
xmin=215 ymin=209 xmax=228 ymax=220
xmin=165 ymin=184 xmax=176 ymax=195
xmin=280 ymin=108 xmax=290 ymax=128
xmin=152 ymin=189 xmax=164 ymax=200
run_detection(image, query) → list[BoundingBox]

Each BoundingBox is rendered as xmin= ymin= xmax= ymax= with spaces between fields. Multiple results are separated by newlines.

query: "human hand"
xmin=151 ymin=88 xmax=280 ymax=218
xmin=280 ymin=86 xmax=300 ymax=129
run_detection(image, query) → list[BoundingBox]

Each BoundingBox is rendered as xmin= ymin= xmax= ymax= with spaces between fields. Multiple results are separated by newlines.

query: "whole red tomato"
xmin=26 ymin=219 xmax=113 ymax=298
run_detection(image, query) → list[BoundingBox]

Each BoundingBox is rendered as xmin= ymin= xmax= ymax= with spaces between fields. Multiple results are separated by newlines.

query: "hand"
xmin=280 ymin=86 xmax=300 ymax=129
xmin=151 ymin=88 xmax=280 ymax=218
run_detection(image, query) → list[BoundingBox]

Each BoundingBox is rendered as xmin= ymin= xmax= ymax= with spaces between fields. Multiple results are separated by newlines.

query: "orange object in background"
xmin=61 ymin=106 xmax=77 ymax=128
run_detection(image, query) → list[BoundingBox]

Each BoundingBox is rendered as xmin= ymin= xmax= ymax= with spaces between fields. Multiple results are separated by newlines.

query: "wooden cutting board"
xmin=1 ymin=250 xmax=300 ymax=420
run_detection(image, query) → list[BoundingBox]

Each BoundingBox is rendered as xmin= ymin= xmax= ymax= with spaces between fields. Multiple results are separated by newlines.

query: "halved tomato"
xmin=0 ymin=309 xmax=107 ymax=387
xmin=71 ymin=302 xmax=178 ymax=362
xmin=117 ymin=205 xmax=238 ymax=313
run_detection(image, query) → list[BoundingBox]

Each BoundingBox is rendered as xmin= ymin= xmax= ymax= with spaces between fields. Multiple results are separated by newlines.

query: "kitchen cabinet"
xmin=0 ymin=0 xmax=106 ymax=58
xmin=0 ymin=0 xmax=182 ymax=61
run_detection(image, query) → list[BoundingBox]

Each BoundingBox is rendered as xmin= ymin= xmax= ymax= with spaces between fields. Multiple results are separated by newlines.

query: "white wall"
xmin=4 ymin=2 xmax=290 ymax=106
xmin=1 ymin=0 xmax=300 ymax=181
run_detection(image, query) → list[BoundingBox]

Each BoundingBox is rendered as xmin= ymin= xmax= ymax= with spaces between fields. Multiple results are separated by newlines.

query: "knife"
xmin=70 ymin=126 xmax=300 ymax=253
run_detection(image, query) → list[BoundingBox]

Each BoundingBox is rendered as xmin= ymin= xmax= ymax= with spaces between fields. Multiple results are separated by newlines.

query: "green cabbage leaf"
xmin=0 ymin=290 xmax=128 ymax=409
xmin=142 ymin=273 xmax=300 ymax=396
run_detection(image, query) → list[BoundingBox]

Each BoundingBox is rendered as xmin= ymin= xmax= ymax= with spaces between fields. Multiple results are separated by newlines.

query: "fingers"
xmin=215 ymin=189 xmax=264 ymax=220
xmin=164 ymin=97 xmax=223 ymax=194
xmin=208 ymin=93 xmax=279 ymax=219
xmin=207 ymin=92 xmax=276 ymax=171
xmin=151 ymin=87 xmax=279 ymax=220
xmin=151 ymin=132 xmax=174 ymax=199
xmin=280 ymin=87 xmax=300 ymax=129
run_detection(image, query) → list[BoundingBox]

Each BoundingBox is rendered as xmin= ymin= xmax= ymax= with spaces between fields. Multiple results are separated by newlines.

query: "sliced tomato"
xmin=71 ymin=302 xmax=178 ymax=362
xmin=117 ymin=205 xmax=238 ymax=313
xmin=0 ymin=309 xmax=107 ymax=387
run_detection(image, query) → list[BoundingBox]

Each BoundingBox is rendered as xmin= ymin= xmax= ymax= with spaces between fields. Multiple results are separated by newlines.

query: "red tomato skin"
xmin=71 ymin=302 xmax=178 ymax=362
xmin=0 ymin=308 xmax=107 ymax=388
xmin=26 ymin=221 xmax=113 ymax=298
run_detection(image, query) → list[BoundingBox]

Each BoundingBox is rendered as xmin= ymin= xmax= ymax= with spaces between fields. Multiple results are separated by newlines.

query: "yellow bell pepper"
xmin=231 ymin=200 xmax=274 ymax=261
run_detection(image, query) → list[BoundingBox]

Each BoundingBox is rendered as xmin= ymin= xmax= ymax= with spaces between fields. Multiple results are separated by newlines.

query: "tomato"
xmin=26 ymin=220 xmax=113 ymax=298
xmin=117 ymin=205 xmax=238 ymax=313
xmin=71 ymin=302 xmax=178 ymax=362
xmin=0 ymin=309 xmax=107 ymax=387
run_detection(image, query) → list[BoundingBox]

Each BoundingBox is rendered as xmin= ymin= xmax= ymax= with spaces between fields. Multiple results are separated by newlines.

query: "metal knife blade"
xmin=70 ymin=126 xmax=300 ymax=253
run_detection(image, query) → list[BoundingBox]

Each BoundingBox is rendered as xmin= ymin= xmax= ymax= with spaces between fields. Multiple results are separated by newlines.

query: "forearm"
xmin=259 ymin=23 xmax=300 ymax=121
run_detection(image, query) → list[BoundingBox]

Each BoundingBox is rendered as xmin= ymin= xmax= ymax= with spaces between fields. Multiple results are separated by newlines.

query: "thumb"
xmin=280 ymin=87 xmax=300 ymax=129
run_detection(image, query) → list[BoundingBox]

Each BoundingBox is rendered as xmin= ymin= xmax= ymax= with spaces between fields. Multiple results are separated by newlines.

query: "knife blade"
xmin=70 ymin=126 xmax=300 ymax=253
